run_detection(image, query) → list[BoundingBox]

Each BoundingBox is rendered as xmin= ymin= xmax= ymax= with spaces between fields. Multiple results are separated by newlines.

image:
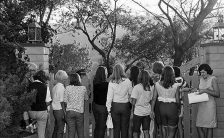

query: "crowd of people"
xmin=24 ymin=61 xmax=220 ymax=138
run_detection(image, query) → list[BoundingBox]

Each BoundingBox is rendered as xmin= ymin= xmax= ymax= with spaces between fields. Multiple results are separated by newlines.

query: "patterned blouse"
xmin=64 ymin=85 xmax=87 ymax=113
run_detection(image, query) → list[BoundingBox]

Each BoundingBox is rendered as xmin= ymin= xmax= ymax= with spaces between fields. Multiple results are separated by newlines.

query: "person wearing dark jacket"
xmin=92 ymin=66 xmax=109 ymax=138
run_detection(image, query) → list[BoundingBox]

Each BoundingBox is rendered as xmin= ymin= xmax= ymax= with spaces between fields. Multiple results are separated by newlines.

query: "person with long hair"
xmin=195 ymin=64 xmax=220 ymax=138
xmin=129 ymin=65 xmax=140 ymax=138
xmin=131 ymin=70 xmax=154 ymax=138
xmin=106 ymin=64 xmax=133 ymax=138
xmin=62 ymin=73 xmax=87 ymax=138
xmin=52 ymin=70 xmax=68 ymax=138
xmin=92 ymin=66 xmax=109 ymax=138
xmin=151 ymin=66 xmax=180 ymax=138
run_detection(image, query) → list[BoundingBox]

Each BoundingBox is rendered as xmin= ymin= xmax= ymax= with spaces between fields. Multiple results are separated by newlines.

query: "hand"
xmin=190 ymin=88 xmax=197 ymax=93
xmin=150 ymin=111 xmax=155 ymax=120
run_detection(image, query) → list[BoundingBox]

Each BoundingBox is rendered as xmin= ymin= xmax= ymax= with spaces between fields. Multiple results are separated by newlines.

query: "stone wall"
xmin=22 ymin=43 xmax=49 ymax=72
xmin=200 ymin=43 xmax=224 ymax=138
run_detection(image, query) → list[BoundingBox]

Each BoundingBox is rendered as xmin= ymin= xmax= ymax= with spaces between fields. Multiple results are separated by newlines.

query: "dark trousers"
xmin=92 ymin=102 xmax=108 ymax=138
xmin=111 ymin=102 xmax=131 ymax=138
xmin=52 ymin=110 xmax=65 ymax=138
xmin=66 ymin=110 xmax=84 ymax=138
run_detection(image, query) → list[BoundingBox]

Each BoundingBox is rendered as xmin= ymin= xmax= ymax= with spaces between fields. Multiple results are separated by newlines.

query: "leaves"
xmin=49 ymin=43 xmax=92 ymax=73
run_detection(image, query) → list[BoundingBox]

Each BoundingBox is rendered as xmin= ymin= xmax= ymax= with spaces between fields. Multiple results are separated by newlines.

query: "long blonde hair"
xmin=110 ymin=64 xmax=127 ymax=83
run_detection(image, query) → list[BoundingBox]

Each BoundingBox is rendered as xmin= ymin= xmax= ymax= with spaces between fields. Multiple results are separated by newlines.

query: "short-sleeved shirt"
xmin=131 ymin=84 xmax=153 ymax=116
xmin=52 ymin=83 xmax=65 ymax=110
xmin=64 ymin=85 xmax=87 ymax=113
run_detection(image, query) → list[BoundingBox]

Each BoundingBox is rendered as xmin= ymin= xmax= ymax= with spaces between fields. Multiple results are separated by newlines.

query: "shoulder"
xmin=133 ymin=84 xmax=142 ymax=89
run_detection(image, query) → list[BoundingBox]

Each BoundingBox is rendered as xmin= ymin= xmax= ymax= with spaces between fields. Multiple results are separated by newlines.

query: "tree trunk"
xmin=173 ymin=45 xmax=184 ymax=67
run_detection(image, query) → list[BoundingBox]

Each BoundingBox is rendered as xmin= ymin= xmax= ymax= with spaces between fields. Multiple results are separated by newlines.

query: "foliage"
xmin=0 ymin=0 xmax=58 ymax=43
xmin=56 ymin=0 xmax=129 ymax=70
xmin=0 ymin=0 xmax=58 ymax=133
xmin=115 ymin=16 xmax=172 ymax=70
xmin=49 ymin=43 xmax=92 ymax=73
xmin=132 ymin=0 xmax=222 ymax=66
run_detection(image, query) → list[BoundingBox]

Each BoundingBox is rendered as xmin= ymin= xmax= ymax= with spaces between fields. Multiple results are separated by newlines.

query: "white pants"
xmin=29 ymin=110 xmax=48 ymax=138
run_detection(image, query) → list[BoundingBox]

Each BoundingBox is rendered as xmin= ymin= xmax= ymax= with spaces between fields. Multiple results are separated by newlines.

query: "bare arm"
xmin=199 ymin=77 xmax=220 ymax=98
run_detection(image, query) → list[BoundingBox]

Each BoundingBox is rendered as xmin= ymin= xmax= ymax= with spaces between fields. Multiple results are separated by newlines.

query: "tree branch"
xmin=131 ymin=0 xmax=167 ymax=27
xmin=161 ymin=0 xmax=192 ymax=29
xmin=45 ymin=1 xmax=54 ymax=24
xmin=158 ymin=0 xmax=177 ymax=43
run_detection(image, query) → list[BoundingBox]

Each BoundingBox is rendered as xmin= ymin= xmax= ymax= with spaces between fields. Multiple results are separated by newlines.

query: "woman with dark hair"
xmin=195 ymin=64 xmax=220 ymax=138
xmin=129 ymin=66 xmax=140 ymax=138
xmin=130 ymin=66 xmax=140 ymax=87
xmin=106 ymin=64 xmax=132 ymax=138
xmin=151 ymin=66 xmax=180 ymax=138
xmin=28 ymin=70 xmax=51 ymax=138
xmin=62 ymin=73 xmax=87 ymax=138
xmin=131 ymin=70 xmax=153 ymax=138
xmin=92 ymin=66 xmax=109 ymax=138
xmin=151 ymin=61 xmax=164 ymax=137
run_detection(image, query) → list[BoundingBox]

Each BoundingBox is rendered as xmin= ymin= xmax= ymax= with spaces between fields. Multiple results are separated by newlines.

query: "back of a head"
xmin=94 ymin=66 xmax=107 ymax=84
xmin=69 ymin=73 xmax=81 ymax=86
xmin=173 ymin=66 xmax=181 ymax=78
xmin=152 ymin=61 xmax=164 ymax=74
xmin=161 ymin=66 xmax=175 ymax=88
xmin=33 ymin=70 xmax=49 ymax=83
xmin=111 ymin=64 xmax=126 ymax=83
xmin=55 ymin=70 xmax=68 ymax=83
xmin=138 ymin=70 xmax=151 ymax=90
xmin=130 ymin=66 xmax=140 ymax=86
xmin=136 ymin=61 xmax=144 ymax=70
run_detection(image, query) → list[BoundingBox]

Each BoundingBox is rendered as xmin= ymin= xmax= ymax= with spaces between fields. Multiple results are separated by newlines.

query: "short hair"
xmin=136 ymin=61 xmax=144 ymax=70
xmin=93 ymin=66 xmax=107 ymax=85
xmin=55 ymin=70 xmax=68 ymax=83
xmin=33 ymin=70 xmax=49 ymax=83
xmin=152 ymin=61 xmax=164 ymax=74
xmin=198 ymin=64 xmax=213 ymax=75
xmin=130 ymin=66 xmax=139 ymax=86
xmin=110 ymin=64 xmax=127 ymax=83
xmin=27 ymin=62 xmax=38 ymax=71
xmin=161 ymin=66 xmax=176 ymax=89
xmin=173 ymin=66 xmax=181 ymax=77
xmin=138 ymin=70 xmax=151 ymax=91
xmin=69 ymin=73 xmax=81 ymax=86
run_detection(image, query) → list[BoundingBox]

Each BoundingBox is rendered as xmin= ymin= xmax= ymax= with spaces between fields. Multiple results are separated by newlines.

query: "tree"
xmin=56 ymin=0 xmax=128 ymax=70
xmin=49 ymin=43 xmax=92 ymax=73
xmin=115 ymin=16 xmax=172 ymax=71
xmin=131 ymin=0 xmax=222 ymax=66
xmin=0 ymin=0 xmax=59 ymax=134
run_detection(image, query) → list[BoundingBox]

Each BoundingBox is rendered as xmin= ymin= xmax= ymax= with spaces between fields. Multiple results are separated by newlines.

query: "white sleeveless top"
xmin=155 ymin=81 xmax=179 ymax=103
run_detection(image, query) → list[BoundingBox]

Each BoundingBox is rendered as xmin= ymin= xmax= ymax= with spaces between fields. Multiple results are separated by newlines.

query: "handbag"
xmin=106 ymin=113 xmax=113 ymax=128
xmin=188 ymin=92 xmax=209 ymax=104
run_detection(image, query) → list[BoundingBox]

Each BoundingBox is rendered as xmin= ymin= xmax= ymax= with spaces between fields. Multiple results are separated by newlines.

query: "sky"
xmin=52 ymin=0 xmax=162 ymax=63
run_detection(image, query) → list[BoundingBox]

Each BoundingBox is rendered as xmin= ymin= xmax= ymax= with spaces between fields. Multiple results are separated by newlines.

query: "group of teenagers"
xmin=25 ymin=60 xmax=220 ymax=138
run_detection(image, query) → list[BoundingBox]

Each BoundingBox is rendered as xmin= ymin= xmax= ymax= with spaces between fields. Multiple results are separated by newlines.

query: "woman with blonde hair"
xmin=106 ymin=64 xmax=133 ymax=138
xmin=52 ymin=70 xmax=68 ymax=138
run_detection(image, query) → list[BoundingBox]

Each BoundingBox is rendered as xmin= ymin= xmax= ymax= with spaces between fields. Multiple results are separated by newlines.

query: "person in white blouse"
xmin=106 ymin=64 xmax=133 ymax=138
xmin=52 ymin=70 xmax=68 ymax=138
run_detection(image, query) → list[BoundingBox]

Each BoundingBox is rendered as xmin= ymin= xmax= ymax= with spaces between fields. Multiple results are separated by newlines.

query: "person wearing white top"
xmin=52 ymin=70 xmax=68 ymax=138
xmin=106 ymin=64 xmax=132 ymax=138
xmin=131 ymin=70 xmax=154 ymax=138
xmin=151 ymin=66 xmax=180 ymax=138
